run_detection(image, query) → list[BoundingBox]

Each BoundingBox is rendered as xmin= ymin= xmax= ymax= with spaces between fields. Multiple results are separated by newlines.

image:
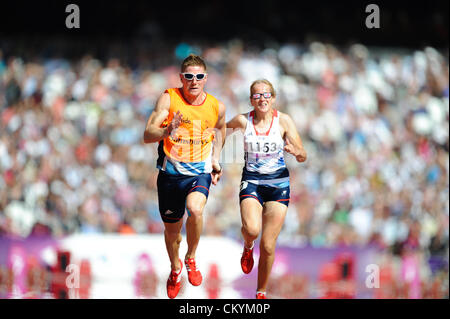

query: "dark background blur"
xmin=1 ymin=0 xmax=448 ymax=62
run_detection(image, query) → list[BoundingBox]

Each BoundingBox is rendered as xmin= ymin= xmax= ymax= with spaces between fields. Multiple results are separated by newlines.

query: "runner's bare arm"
xmin=280 ymin=113 xmax=307 ymax=163
xmin=226 ymin=113 xmax=247 ymax=135
xmin=143 ymin=93 xmax=171 ymax=144
xmin=210 ymin=102 xmax=226 ymax=185
xmin=212 ymin=101 xmax=226 ymax=167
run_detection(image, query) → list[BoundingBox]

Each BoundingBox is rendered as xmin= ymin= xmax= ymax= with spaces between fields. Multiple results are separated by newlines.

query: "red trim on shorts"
xmin=189 ymin=185 xmax=210 ymax=193
xmin=163 ymin=216 xmax=182 ymax=221
xmin=276 ymin=198 xmax=290 ymax=202
xmin=240 ymin=194 xmax=260 ymax=201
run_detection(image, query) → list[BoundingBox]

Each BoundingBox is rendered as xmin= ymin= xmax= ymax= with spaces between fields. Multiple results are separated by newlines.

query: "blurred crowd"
xmin=0 ymin=40 xmax=448 ymax=297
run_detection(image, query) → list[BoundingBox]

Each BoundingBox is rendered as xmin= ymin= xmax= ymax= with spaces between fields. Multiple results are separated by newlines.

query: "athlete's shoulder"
xmin=205 ymin=92 xmax=223 ymax=119
xmin=226 ymin=112 xmax=247 ymax=130
xmin=238 ymin=112 xmax=250 ymax=123
xmin=277 ymin=110 xmax=288 ymax=118
xmin=156 ymin=91 xmax=171 ymax=108
xmin=278 ymin=111 xmax=300 ymax=137
xmin=278 ymin=111 xmax=293 ymax=125
xmin=166 ymin=87 xmax=186 ymax=99
xmin=206 ymin=91 xmax=220 ymax=104
xmin=243 ymin=111 xmax=252 ymax=120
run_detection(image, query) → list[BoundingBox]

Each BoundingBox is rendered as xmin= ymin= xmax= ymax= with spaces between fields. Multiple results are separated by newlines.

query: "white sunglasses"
xmin=181 ymin=73 xmax=207 ymax=81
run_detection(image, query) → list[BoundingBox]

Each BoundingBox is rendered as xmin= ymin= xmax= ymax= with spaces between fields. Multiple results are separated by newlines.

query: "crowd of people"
xmin=0 ymin=40 xmax=448 ymax=297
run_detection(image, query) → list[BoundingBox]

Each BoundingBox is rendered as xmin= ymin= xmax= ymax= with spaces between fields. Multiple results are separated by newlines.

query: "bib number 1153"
xmin=249 ymin=142 xmax=277 ymax=153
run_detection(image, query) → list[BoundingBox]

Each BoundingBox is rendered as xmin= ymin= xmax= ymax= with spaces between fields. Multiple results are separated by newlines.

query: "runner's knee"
xmin=260 ymin=240 xmax=276 ymax=256
xmin=242 ymin=224 xmax=260 ymax=239
xmin=186 ymin=205 xmax=203 ymax=219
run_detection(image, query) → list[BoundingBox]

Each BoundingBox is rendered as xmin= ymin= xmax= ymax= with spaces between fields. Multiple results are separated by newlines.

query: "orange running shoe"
xmin=241 ymin=244 xmax=254 ymax=274
xmin=167 ymin=259 xmax=182 ymax=299
xmin=256 ymin=292 xmax=267 ymax=299
xmin=185 ymin=258 xmax=202 ymax=286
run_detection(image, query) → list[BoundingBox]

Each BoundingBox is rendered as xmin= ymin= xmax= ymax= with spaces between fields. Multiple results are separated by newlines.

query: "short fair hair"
xmin=181 ymin=54 xmax=207 ymax=73
xmin=250 ymin=79 xmax=276 ymax=97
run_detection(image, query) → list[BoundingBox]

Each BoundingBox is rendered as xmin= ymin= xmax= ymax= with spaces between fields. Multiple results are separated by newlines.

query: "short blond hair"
xmin=250 ymin=79 xmax=276 ymax=97
xmin=181 ymin=54 xmax=207 ymax=72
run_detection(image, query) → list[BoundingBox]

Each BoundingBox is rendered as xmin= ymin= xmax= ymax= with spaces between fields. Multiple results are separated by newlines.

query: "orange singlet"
xmin=156 ymin=88 xmax=220 ymax=176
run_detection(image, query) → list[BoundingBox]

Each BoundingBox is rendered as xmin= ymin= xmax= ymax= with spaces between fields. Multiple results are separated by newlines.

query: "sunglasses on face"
xmin=181 ymin=73 xmax=207 ymax=81
xmin=251 ymin=92 xmax=272 ymax=100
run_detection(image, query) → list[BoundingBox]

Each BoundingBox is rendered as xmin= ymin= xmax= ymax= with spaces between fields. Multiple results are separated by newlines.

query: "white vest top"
xmin=243 ymin=109 xmax=289 ymax=187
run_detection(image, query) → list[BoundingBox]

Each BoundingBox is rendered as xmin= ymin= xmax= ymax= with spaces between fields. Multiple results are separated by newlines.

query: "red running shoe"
xmin=241 ymin=245 xmax=254 ymax=274
xmin=256 ymin=292 xmax=267 ymax=299
xmin=167 ymin=259 xmax=182 ymax=299
xmin=185 ymin=258 xmax=202 ymax=286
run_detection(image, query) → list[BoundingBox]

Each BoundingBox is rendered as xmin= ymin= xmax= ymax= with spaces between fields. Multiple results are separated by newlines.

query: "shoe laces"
xmin=169 ymin=270 xmax=180 ymax=283
xmin=185 ymin=258 xmax=197 ymax=271
xmin=243 ymin=247 xmax=253 ymax=259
